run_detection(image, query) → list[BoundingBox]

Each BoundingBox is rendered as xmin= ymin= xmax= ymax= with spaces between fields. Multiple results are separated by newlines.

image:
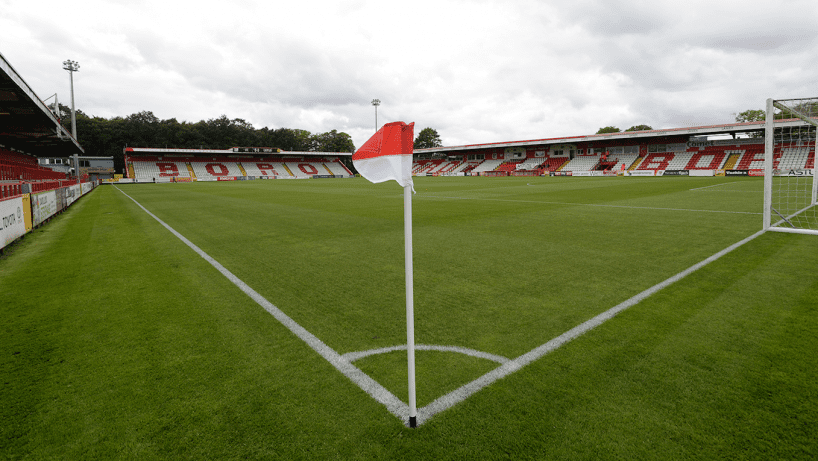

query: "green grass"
xmin=1 ymin=176 xmax=816 ymax=459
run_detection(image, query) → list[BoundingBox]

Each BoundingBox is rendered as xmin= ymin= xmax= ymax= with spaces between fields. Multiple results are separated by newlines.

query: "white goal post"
xmin=763 ymin=97 xmax=818 ymax=235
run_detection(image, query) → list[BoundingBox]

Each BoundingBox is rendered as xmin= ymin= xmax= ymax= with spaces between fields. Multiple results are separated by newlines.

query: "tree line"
xmin=57 ymin=105 xmax=357 ymax=174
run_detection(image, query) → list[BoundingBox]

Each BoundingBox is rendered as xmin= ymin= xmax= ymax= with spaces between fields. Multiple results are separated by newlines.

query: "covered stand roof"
xmin=0 ymin=51 xmax=84 ymax=157
xmin=413 ymin=119 xmax=811 ymax=155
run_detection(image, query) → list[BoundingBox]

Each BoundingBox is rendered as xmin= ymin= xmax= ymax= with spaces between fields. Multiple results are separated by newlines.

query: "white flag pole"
xmin=404 ymin=183 xmax=417 ymax=428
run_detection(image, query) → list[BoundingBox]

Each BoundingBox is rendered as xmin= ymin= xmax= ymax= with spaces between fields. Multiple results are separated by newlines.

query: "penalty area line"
xmin=113 ymin=186 xmax=410 ymax=423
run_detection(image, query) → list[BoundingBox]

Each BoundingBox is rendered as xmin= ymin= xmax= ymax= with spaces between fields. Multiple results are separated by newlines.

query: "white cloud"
xmin=2 ymin=0 xmax=817 ymax=150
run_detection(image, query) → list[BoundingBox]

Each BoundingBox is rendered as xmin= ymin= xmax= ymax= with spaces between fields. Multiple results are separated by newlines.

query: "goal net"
xmin=763 ymin=97 xmax=818 ymax=235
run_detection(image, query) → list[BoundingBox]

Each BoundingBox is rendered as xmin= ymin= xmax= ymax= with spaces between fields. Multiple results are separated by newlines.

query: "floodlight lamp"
xmin=63 ymin=60 xmax=80 ymax=72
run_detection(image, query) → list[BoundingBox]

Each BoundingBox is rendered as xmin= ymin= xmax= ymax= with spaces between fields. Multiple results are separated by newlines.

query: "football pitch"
xmin=2 ymin=176 xmax=816 ymax=459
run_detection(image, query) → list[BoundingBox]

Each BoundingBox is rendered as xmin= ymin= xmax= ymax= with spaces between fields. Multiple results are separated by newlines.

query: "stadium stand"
xmin=413 ymin=159 xmax=444 ymax=175
xmin=324 ymin=160 xmax=352 ymax=176
xmin=429 ymin=160 xmax=464 ymax=175
xmin=612 ymin=154 xmax=639 ymax=172
xmin=286 ymin=162 xmax=321 ymax=178
xmin=685 ymin=151 xmax=728 ymax=170
xmin=562 ymin=155 xmax=599 ymax=172
xmin=777 ymin=144 xmax=814 ymax=170
xmin=241 ymin=162 xmax=281 ymax=177
xmin=637 ymin=153 xmax=675 ymax=171
xmin=131 ymin=159 xmax=191 ymax=181
xmin=496 ymin=160 xmax=522 ymax=172
xmin=734 ymin=149 xmax=766 ymax=170
xmin=470 ymin=159 xmax=505 ymax=174
xmin=1 ymin=148 xmax=67 ymax=181
xmin=536 ymin=156 xmax=569 ymax=171
xmin=459 ymin=161 xmax=484 ymax=174
xmin=190 ymin=160 xmax=244 ymax=179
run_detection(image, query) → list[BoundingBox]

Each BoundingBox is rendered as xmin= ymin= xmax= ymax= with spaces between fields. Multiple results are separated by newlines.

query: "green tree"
xmin=596 ymin=126 xmax=620 ymax=134
xmin=736 ymin=109 xmax=765 ymax=123
xmin=272 ymin=128 xmax=313 ymax=151
xmin=310 ymin=130 xmax=355 ymax=153
xmin=413 ymin=127 xmax=442 ymax=149
xmin=625 ymin=124 xmax=653 ymax=132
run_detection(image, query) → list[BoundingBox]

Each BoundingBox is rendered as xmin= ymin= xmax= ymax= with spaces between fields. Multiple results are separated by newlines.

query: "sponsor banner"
xmin=55 ymin=188 xmax=66 ymax=212
xmin=80 ymin=182 xmax=92 ymax=195
xmin=689 ymin=169 xmax=714 ymax=177
xmin=312 ymin=175 xmax=341 ymax=179
xmin=777 ymin=169 xmax=813 ymax=177
xmin=1 ymin=197 xmax=27 ymax=250
xmin=627 ymin=170 xmax=656 ymax=176
xmin=715 ymin=169 xmax=726 ymax=177
xmin=22 ymin=194 xmax=32 ymax=231
xmin=32 ymin=191 xmax=58 ymax=226
xmin=550 ymin=171 xmax=573 ymax=176
xmin=65 ymin=184 xmax=81 ymax=207
xmin=749 ymin=169 xmax=765 ymax=177
xmin=216 ymin=176 xmax=237 ymax=181
xmin=663 ymin=170 xmax=690 ymax=176
xmin=725 ymin=170 xmax=749 ymax=176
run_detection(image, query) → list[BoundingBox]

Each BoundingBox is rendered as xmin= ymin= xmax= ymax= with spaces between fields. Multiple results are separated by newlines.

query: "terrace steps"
xmin=723 ymin=153 xmax=740 ymax=170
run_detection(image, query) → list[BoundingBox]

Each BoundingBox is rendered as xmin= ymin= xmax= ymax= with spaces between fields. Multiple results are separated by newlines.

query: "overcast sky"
xmin=3 ymin=0 xmax=817 ymax=150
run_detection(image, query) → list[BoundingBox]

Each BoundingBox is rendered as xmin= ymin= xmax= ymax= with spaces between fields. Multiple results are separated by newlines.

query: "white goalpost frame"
xmin=763 ymin=97 xmax=818 ymax=235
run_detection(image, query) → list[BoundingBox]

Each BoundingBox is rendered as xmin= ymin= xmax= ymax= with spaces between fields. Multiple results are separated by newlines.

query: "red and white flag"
xmin=353 ymin=121 xmax=415 ymax=190
xmin=352 ymin=120 xmax=420 ymax=427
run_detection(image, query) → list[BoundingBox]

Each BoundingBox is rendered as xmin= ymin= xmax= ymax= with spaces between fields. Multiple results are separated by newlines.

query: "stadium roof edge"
xmin=124 ymin=147 xmax=352 ymax=156
xmin=0 ymin=51 xmax=84 ymax=156
xmin=412 ymin=119 xmax=809 ymax=154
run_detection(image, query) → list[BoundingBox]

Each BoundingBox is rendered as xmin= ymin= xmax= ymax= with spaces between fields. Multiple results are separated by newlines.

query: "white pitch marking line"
xmin=343 ymin=345 xmax=510 ymax=365
xmin=418 ymin=195 xmax=762 ymax=215
xmin=689 ymin=181 xmax=741 ymax=191
xmin=114 ymin=186 xmax=410 ymax=421
xmin=413 ymin=228 xmax=767 ymax=426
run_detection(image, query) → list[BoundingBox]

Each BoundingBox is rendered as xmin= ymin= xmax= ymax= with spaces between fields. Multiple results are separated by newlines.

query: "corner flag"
xmin=353 ymin=121 xmax=418 ymax=428
xmin=352 ymin=121 xmax=415 ymax=191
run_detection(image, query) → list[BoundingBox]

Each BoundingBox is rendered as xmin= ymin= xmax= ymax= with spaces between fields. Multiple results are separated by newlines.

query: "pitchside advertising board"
xmin=65 ymin=185 xmax=81 ymax=207
xmin=1 ymin=197 xmax=27 ymax=250
xmin=32 ymin=191 xmax=58 ymax=226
